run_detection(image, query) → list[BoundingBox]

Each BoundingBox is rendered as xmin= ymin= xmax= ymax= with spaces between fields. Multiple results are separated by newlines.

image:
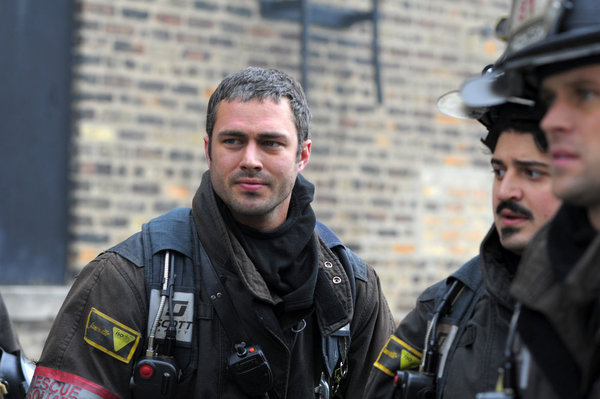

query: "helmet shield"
xmin=437 ymin=91 xmax=489 ymax=120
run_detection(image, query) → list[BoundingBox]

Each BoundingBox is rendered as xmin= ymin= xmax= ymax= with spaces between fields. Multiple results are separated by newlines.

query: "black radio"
xmin=394 ymin=371 xmax=435 ymax=399
xmin=228 ymin=343 xmax=273 ymax=397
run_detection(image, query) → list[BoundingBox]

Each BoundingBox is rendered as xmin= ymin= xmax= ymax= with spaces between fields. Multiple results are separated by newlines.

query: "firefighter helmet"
xmin=438 ymin=65 xmax=540 ymax=129
xmin=461 ymin=0 xmax=600 ymax=106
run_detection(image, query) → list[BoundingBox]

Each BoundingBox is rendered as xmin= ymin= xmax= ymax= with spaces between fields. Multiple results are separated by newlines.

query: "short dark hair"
xmin=479 ymin=102 xmax=548 ymax=153
xmin=205 ymin=67 xmax=311 ymax=158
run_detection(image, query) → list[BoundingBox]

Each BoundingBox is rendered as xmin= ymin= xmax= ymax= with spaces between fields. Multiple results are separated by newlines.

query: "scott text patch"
xmin=147 ymin=289 xmax=194 ymax=345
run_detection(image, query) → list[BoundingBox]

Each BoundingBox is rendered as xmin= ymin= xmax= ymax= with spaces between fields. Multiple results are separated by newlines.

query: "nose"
xmin=496 ymin=172 xmax=523 ymax=202
xmin=240 ymin=142 xmax=262 ymax=171
xmin=540 ymin=97 xmax=572 ymax=139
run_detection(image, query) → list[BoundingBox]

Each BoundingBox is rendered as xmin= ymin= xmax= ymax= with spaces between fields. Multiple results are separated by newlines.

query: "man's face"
xmin=492 ymin=131 xmax=561 ymax=254
xmin=205 ymin=97 xmax=311 ymax=231
xmin=540 ymin=64 xmax=600 ymax=226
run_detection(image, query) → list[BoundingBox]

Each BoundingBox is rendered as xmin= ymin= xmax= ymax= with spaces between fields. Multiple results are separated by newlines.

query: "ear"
xmin=204 ymin=136 xmax=211 ymax=166
xmin=297 ymin=139 xmax=311 ymax=172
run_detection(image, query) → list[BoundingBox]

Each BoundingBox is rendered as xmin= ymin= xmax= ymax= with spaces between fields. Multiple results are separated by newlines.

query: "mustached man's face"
xmin=491 ymin=131 xmax=561 ymax=254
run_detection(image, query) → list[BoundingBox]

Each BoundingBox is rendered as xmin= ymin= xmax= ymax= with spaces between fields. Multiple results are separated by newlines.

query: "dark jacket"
xmin=28 ymin=175 xmax=394 ymax=399
xmin=1 ymin=293 xmax=34 ymax=399
xmin=510 ymin=204 xmax=600 ymax=399
xmin=365 ymin=226 xmax=519 ymax=399
xmin=0 ymin=293 xmax=20 ymax=355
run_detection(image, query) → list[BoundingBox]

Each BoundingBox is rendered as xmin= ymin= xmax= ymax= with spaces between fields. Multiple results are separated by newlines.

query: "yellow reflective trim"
xmin=373 ymin=360 xmax=396 ymax=377
xmin=389 ymin=335 xmax=422 ymax=358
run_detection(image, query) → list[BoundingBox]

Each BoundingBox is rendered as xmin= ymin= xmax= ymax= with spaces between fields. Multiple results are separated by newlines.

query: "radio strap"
xmin=435 ymin=256 xmax=484 ymax=397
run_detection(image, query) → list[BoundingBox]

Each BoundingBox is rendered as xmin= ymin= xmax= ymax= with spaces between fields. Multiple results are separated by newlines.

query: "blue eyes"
xmin=221 ymin=138 xmax=283 ymax=148
xmin=576 ymin=88 xmax=597 ymax=102
xmin=541 ymin=87 xmax=599 ymax=107
xmin=262 ymin=141 xmax=281 ymax=147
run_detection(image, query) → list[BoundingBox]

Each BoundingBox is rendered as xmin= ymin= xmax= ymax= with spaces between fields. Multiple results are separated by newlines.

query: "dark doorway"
xmin=0 ymin=1 xmax=75 ymax=284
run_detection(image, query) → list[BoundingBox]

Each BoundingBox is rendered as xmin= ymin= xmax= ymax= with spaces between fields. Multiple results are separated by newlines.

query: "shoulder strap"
xmin=443 ymin=255 xmax=483 ymax=323
xmin=316 ymin=220 xmax=367 ymax=284
xmin=140 ymin=207 xmax=194 ymax=294
xmin=107 ymin=207 xmax=194 ymax=268
xmin=111 ymin=207 xmax=196 ymax=320
xmin=111 ymin=208 xmax=199 ymax=377
xmin=435 ymin=255 xmax=484 ymax=397
xmin=315 ymin=220 xmax=367 ymax=309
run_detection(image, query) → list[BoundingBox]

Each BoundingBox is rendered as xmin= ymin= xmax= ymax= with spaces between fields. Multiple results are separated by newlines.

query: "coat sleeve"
xmin=26 ymin=252 xmax=148 ymax=399
xmin=338 ymin=263 xmax=395 ymax=399
xmin=0 ymin=293 xmax=21 ymax=354
xmin=363 ymin=281 xmax=443 ymax=399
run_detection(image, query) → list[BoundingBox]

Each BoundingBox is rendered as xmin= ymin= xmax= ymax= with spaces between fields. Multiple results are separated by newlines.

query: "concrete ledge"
xmin=1 ymin=285 xmax=71 ymax=322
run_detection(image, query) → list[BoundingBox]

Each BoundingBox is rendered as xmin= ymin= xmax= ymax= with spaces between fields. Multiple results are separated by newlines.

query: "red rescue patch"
xmin=26 ymin=366 xmax=121 ymax=399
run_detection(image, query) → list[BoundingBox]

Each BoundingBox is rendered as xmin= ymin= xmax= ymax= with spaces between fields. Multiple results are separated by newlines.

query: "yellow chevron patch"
xmin=113 ymin=327 xmax=137 ymax=352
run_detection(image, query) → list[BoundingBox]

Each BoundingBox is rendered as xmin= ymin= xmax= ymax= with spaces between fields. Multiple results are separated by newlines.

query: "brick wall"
xmin=69 ymin=0 xmax=509 ymax=320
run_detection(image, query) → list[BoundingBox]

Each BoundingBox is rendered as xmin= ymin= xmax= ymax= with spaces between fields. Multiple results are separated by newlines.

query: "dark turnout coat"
xmin=0 ymin=293 xmax=20 ymax=355
xmin=510 ymin=204 xmax=600 ymax=399
xmin=28 ymin=177 xmax=393 ymax=399
xmin=365 ymin=227 xmax=519 ymax=399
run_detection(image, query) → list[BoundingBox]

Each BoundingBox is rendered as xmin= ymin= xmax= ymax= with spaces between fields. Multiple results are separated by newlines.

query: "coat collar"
xmin=479 ymin=226 xmax=521 ymax=309
xmin=191 ymin=172 xmax=352 ymax=336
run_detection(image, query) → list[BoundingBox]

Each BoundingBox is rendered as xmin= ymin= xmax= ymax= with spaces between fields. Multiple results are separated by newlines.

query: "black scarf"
xmin=216 ymin=174 xmax=319 ymax=312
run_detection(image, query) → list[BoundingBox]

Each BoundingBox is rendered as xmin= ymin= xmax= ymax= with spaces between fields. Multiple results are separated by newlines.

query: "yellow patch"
xmin=373 ymin=335 xmax=422 ymax=376
xmin=84 ymin=307 xmax=141 ymax=363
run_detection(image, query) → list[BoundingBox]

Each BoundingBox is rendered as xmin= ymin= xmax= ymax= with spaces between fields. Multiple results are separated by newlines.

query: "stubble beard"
xmin=227 ymin=181 xmax=294 ymax=220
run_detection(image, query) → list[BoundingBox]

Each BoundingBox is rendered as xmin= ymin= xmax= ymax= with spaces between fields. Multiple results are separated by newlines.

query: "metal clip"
xmin=314 ymin=372 xmax=330 ymax=399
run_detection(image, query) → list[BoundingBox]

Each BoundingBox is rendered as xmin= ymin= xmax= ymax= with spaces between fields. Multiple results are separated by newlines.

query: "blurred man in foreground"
xmin=461 ymin=1 xmax=600 ymax=397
